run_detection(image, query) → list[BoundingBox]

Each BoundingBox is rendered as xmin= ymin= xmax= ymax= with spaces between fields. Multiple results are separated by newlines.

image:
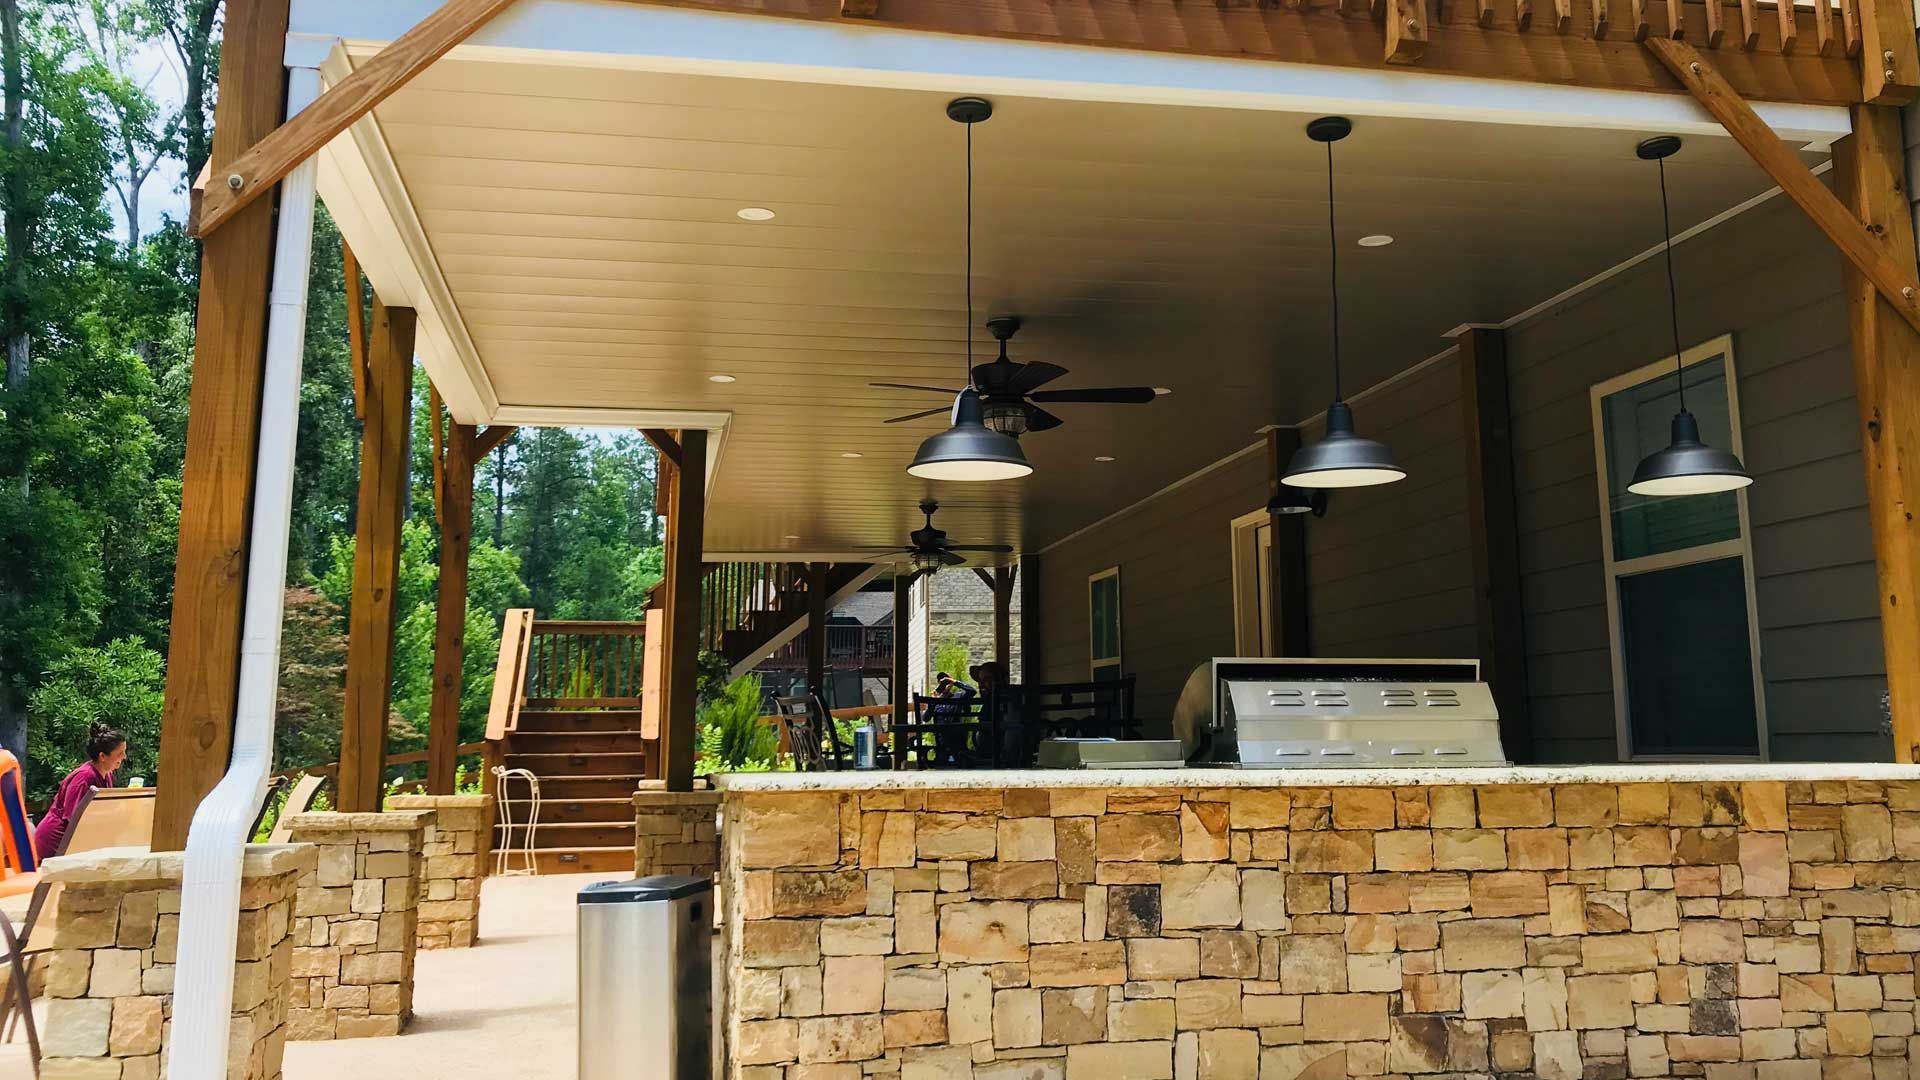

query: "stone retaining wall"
xmin=40 ymin=844 xmax=314 ymax=1080
xmin=723 ymin=779 xmax=1920 ymax=1079
xmin=635 ymin=789 xmax=721 ymax=880
xmin=386 ymin=794 xmax=490 ymax=949
xmin=284 ymin=811 xmax=430 ymax=1040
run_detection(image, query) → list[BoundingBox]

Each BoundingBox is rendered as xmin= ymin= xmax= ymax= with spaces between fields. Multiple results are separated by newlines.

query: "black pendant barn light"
xmin=1283 ymin=117 xmax=1406 ymax=490
xmin=1267 ymin=485 xmax=1329 ymax=517
xmin=1626 ymin=136 xmax=1752 ymax=498
xmin=908 ymin=98 xmax=1033 ymax=483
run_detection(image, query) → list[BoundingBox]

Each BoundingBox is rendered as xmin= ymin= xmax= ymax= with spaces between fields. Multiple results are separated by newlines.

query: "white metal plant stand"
xmin=491 ymin=766 xmax=542 ymax=876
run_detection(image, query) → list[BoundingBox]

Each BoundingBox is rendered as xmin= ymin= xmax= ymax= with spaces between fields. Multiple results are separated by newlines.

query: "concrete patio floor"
xmin=285 ymin=870 xmax=619 ymax=1079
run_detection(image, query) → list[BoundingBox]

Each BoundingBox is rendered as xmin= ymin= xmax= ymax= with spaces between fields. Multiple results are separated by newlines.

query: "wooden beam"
xmin=428 ymin=383 xmax=445 ymax=526
xmin=1647 ymin=39 xmax=1920 ymax=336
xmin=892 ymin=573 xmax=912 ymax=728
xmin=1019 ymin=555 xmax=1043 ymax=686
xmin=1776 ymin=0 xmax=1797 ymax=53
xmin=1737 ymin=0 xmax=1760 ymax=51
xmin=661 ymin=428 xmax=708 ymax=790
xmin=642 ymin=428 xmax=682 ymax=467
xmin=1456 ymin=328 xmax=1532 ymax=762
xmin=1860 ymin=0 xmax=1920 ymax=101
xmin=427 ymin=422 xmax=478 ymax=795
xmin=339 ymin=302 xmax=418 ymax=813
xmin=604 ymin=0 xmax=1862 ymax=106
xmin=154 ymin=0 xmax=292 ymax=852
xmin=343 ymin=241 xmax=368 ymax=421
xmin=1833 ymin=105 xmax=1920 ymax=763
xmin=806 ymin=562 xmax=829 ymax=702
xmin=842 ymin=0 xmax=880 ymax=14
xmin=1702 ymin=0 xmax=1723 ymax=47
xmin=1385 ymin=0 xmax=1430 ymax=61
xmin=1266 ymin=429 xmax=1311 ymax=656
xmin=195 ymin=0 xmax=519 ymax=237
xmin=1590 ymin=0 xmax=1609 ymax=37
xmin=472 ymin=424 xmax=516 ymax=459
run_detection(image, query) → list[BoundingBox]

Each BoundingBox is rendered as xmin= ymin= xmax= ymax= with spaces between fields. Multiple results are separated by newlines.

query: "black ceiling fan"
xmin=856 ymin=499 xmax=1012 ymax=577
xmin=872 ymin=315 xmax=1160 ymax=436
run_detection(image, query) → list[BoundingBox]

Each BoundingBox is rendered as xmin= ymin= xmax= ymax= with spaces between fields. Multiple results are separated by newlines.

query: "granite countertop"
xmin=710 ymin=762 xmax=1920 ymax=793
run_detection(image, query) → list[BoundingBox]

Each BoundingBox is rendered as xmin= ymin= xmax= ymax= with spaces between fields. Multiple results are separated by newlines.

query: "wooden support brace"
xmin=429 ymin=383 xmax=445 ymax=526
xmin=1811 ymin=0 xmax=1835 ymax=55
xmin=1631 ymin=0 xmax=1652 ymax=39
xmin=841 ymin=0 xmax=880 ymax=13
xmin=1840 ymin=0 xmax=1863 ymax=56
xmin=195 ymin=0 xmax=520 ymax=236
xmin=642 ymin=428 xmax=682 ymax=467
xmin=1552 ymin=0 xmax=1573 ymax=32
xmin=1665 ymin=0 xmax=1686 ymax=37
xmin=1645 ymin=39 xmax=1920 ymax=336
xmin=1516 ymin=0 xmax=1534 ymax=31
xmin=1704 ymin=0 xmax=1724 ymax=46
xmin=1385 ymin=0 xmax=1430 ymax=61
xmin=1476 ymin=0 xmax=1496 ymax=27
xmin=1591 ymin=0 xmax=1609 ymax=36
xmin=1833 ymin=104 xmax=1920 ymax=762
xmin=1777 ymin=0 xmax=1798 ymax=52
xmin=473 ymin=424 xmax=517 ymax=458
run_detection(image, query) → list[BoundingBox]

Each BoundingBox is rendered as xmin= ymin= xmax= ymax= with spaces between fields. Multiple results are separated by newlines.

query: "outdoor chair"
xmin=266 ymin=774 xmax=326 ymax=845
xmin=897 ymin=694 xmax=995 ymax=769
xmin=491 ymin=766 xmax=541 ymax=876
xmin=775 ymin=694 xmax=853 ymax=771
xmin=0 ymin=783 xmax=155 ymax=1069
xmin=1015 ymin=678 xmax=1140 ymax=762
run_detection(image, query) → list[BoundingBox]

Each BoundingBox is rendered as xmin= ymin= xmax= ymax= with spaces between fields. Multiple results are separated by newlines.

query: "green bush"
xmin=934 ymin=640 xmax=973 ymax=683
xmin=695 ymin=673 xmax=779 ymax=772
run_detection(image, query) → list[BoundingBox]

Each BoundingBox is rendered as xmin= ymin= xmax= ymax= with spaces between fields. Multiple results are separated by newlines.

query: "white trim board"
xmin=287 ymin=1 xmax=1848 ymax=147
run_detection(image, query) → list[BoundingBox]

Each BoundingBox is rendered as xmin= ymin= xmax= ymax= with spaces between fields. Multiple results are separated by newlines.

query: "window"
xmin=1231 ymin=510 xmax=1275 ymax=656
xmin=1089 ymin=567 xmax=1122 ymax=681
xmin=1590 ymin=334 xmax=1766 ymax=760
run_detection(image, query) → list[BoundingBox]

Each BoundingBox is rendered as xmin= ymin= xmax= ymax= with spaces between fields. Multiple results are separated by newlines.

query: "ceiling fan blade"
xmin=884 ymin=407 xmax=950 ymax=424
xmin=870 ymin=382 xmax=961 ymax=394
xmin=1028 ymin=386 xmax=1159 ymax=404
xmin=946 ymin=544 xmax=1015 ymax=553
xmin=1024 ymin=405 xmax=1064 ymax=433
xmin=850 ymin=545 xmax=915 ymax=553
xmin=1007 ymin=361 xmax=1068 ymax=395
xmin=938 ymin=549 xmax=968 ymax=566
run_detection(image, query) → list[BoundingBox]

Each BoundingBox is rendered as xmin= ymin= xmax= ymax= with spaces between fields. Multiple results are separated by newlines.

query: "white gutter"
xmin=164 ymin=63 xmax=323 ymax=1080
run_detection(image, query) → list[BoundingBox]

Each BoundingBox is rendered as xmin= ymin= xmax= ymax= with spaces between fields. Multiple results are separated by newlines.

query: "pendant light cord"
xmin=1326 ymin=139 xmax=1342 ymax=403
xmin=965 ymin=118 xmax=975 ymax=385
xmin=1657 ymin=156 xmax=1686 ymax=415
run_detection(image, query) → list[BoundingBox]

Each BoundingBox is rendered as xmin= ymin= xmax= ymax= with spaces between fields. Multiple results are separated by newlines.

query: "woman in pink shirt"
xmin=34 ymin=723 xmax=126 ymax=858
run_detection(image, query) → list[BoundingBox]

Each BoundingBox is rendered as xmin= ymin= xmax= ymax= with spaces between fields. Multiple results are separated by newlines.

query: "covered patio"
xmin=28 ymin=0 xmax=1920 ymax=1076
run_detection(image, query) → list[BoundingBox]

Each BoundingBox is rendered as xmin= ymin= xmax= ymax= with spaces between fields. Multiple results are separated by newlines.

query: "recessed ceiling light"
xmin=783 ymin=534 xmax=802 ymax=541
xmin=1094 ymin=455 xmax=1117 ymax=463
xmin=1358 ymin=234 xmax=1394 ymax=248
xmin=708 ymin=374 xmax=737 ymax=383
xmin=1153 ymin=387 xmax=1173 ymax=396
xmin=736 ymin=207 xmax=776 ymax=222
xmin=840 ymin=452 xmax=865 ymax=459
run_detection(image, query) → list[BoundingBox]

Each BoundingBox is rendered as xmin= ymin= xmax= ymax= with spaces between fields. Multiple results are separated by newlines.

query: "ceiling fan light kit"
xmin=1626 ymin=135 xmax=1752 ymax=499
xmin=856 ymin=499 xmax=1014 ymax=577
xmin=1283 ymin=116 xmax=1407 ymax=492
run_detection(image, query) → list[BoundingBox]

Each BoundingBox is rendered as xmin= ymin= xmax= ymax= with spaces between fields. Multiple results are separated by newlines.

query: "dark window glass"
xmin=1619 ymin=556 xmax=1759 ymax=757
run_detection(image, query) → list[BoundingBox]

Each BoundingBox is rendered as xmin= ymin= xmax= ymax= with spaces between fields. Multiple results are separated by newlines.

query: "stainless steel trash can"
xmin=579 ymin=875 xmax=713 ymax=1080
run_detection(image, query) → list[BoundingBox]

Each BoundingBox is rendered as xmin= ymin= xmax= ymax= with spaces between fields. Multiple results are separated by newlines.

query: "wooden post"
xmin=806 ymin=562 xmax=829 ymax=704
xmin=153 ymin=0 xmax=292 ymax=851
xmin=661 ymin=429 xmax=708 ymax=791
xmin=1019 ymin=556 xmax=1042 ymax=686
xmin=1833 ymin=106 xmax=1920 ymax=762
xmin=426 ymin=421 xmax=476 ymax=795
xmin=338 ymin=302 xmax=417 ymax=812
xmin=1266 ymin=429 xmax=1311 ymax=656
xmin=1457 ymin=328 xmax=1532 ymax=761
xmin=892 ymin=573 xmax=911 ymax=727
xmin=992 ymin=565 xmax=1016 ymax=672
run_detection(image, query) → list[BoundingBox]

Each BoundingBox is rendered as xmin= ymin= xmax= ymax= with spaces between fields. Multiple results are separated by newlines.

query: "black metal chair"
xmin=1015 ymin=677 xmax=1140 ymax=762
xmin=775 ymin=693 xmax=851 ymax=771
xmin=897 ymin=693 xmax=996 ymax=769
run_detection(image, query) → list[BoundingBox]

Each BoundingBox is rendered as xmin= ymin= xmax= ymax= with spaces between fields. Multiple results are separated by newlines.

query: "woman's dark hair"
xmin=87 ymin=722 xmax=126 ymax=762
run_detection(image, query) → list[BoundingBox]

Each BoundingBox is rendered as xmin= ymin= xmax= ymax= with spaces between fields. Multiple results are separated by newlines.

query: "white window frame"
xmin=1230 ymin=508 xmax=1275 ymax=656
xmin=1588 ymin=332 xmax=1768 ymax=762
xmin=1089 ymin=566 xmax=1122 ymax=679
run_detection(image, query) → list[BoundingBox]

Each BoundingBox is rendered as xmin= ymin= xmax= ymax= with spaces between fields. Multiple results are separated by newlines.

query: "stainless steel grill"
xmin=1176 ymin=657 xmax=1507 ymax=768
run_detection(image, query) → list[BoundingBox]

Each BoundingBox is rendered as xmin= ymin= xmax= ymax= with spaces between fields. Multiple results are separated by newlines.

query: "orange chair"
xmin=0 ymin=751 xmax=37 ymax=899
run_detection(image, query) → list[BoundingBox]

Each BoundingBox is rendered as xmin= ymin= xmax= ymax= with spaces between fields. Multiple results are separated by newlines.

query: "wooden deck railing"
xmin=759 ymin=625 xmax=896 ymax=671
xmin=701 ymin=561 xmax=802 ymax=655
xmin=485 ymin=608 xmax=536 ymax=741
xmin=268 ymin=741 xmax=488 ymax=787
xmin=521 ymin=619 xmax=648 ymax=708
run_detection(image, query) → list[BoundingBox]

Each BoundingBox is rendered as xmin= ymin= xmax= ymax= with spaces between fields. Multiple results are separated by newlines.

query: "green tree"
xmin=25 ymin=637 xmax=162 ymax=801
xmin=276 ymin=586 xmax=346 ymax=771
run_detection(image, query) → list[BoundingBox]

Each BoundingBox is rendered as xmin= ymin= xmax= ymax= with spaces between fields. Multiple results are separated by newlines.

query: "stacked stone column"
xmin=386 ymin=794 xmax=491 ymax=948
xmin=634 ymin=788 xmax=722 ymax=879
xmin=40 ymin=844 xmax=313 ymax=1080
xmin=283 ymin=811 xmax=430 ymax=1040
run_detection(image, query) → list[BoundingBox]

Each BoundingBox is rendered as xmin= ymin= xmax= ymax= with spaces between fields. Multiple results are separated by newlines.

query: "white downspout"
xmin=165 ymin=62 xmax=323 ymax=1080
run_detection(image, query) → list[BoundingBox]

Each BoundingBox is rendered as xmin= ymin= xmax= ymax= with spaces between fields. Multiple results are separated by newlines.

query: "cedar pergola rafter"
xmin=187 ymin=0 xmax=1912 ymax=245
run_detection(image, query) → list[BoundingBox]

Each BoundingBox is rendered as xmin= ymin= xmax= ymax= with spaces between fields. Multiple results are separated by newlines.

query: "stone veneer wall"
xmin=635 ymin=789 xmax=722 ymax=879
xmin=386 ymin=794 xmax=491 ymax=949
xmin=40 ymin=844 xmax=314 ymax=1080
xmin=284 ymin=811 xmax=429 ymax=1040
xmin=724 ymin=779 xmax=1920 ymax=1080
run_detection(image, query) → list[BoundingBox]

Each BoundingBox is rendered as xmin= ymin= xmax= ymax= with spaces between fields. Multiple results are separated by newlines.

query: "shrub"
xmin=26 ymin=638 xmax=164 ymax=803
xmin=695 ymin=673 xmax=779 ymax=772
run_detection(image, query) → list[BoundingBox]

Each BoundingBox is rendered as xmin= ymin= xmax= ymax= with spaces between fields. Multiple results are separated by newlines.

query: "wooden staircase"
xmin=484 ymin=562 xmax=881 ymax=873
